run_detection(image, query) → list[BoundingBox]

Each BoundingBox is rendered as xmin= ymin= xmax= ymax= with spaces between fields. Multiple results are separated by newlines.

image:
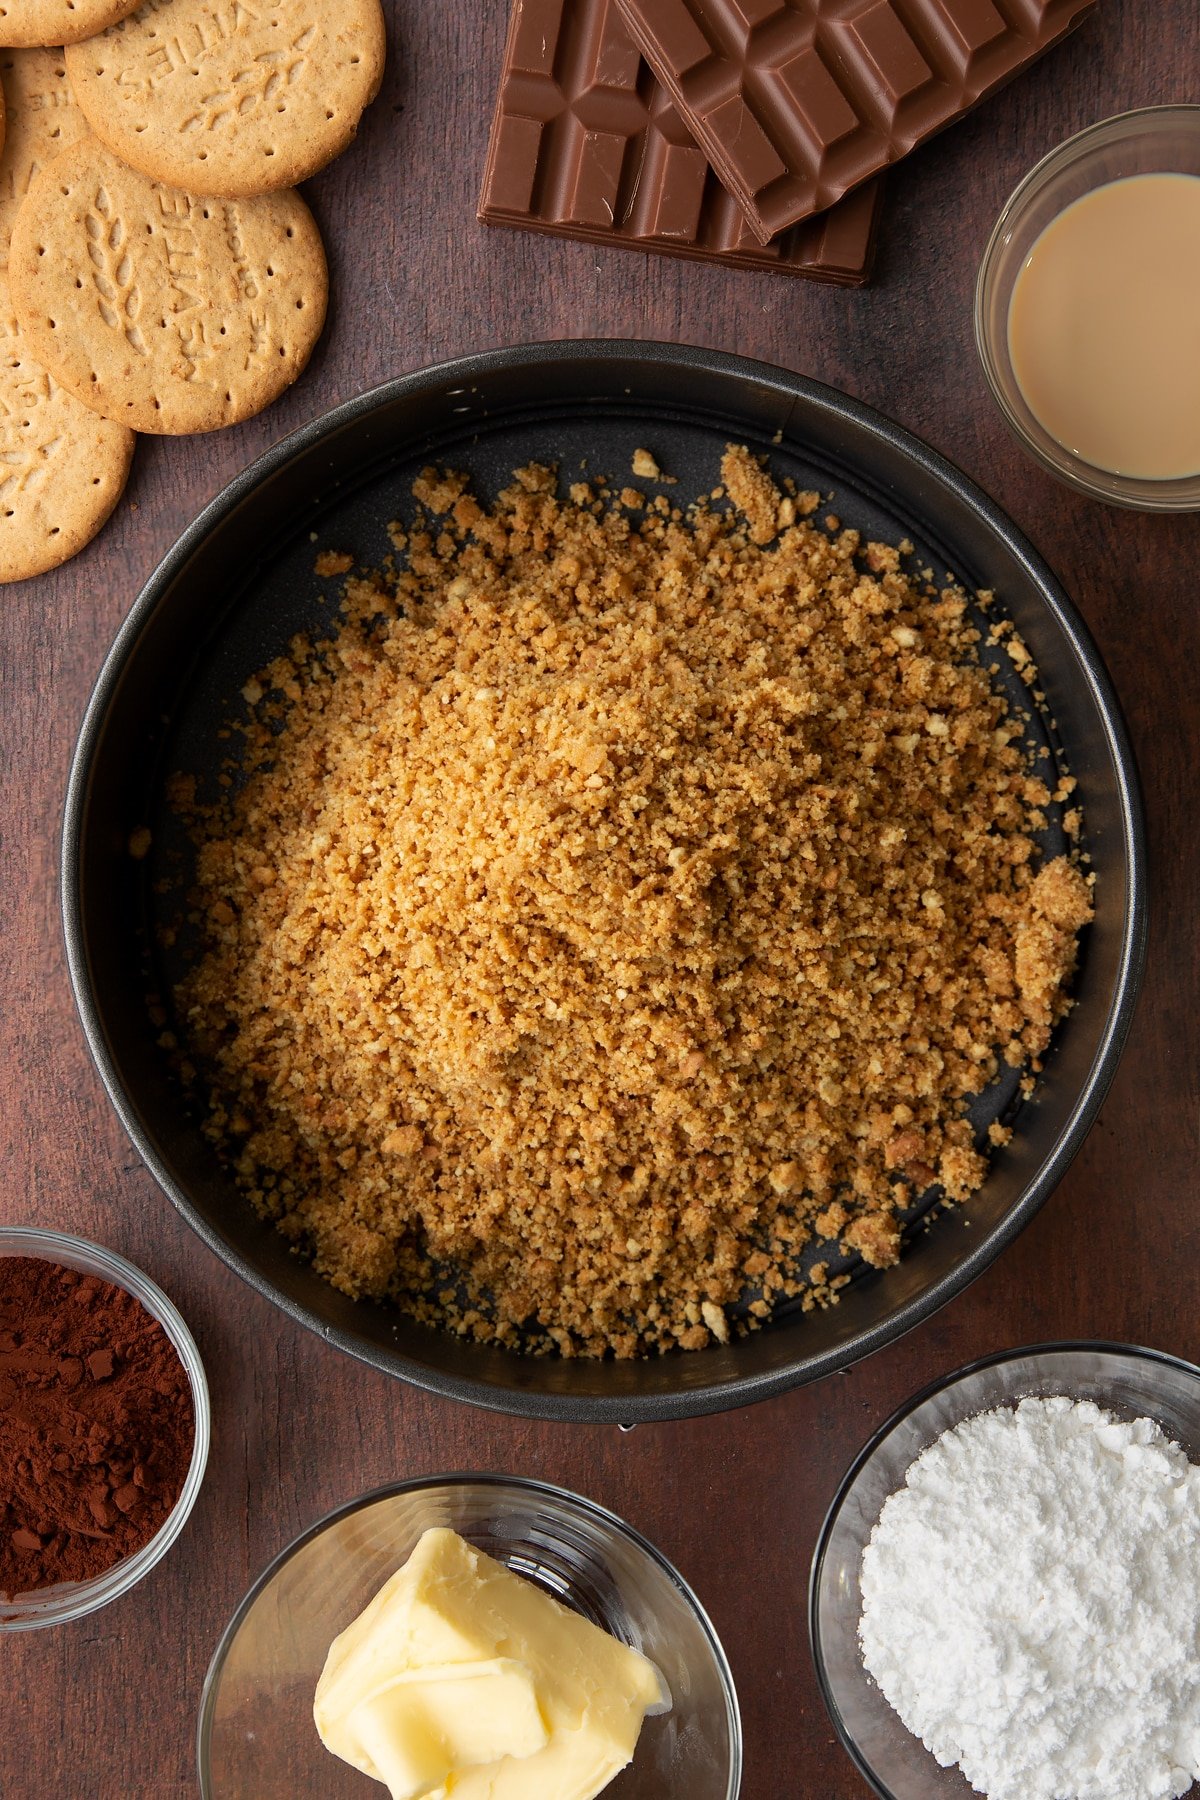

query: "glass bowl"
xmin=0 ymin=1226 xmax=210 ymax=1631
xmin=975 ymin=105 xmax=1200 ymax=510
xmin=809 ymin=1341 xmax=1200 ymax=1799
xmin=198 ymin=1473 xmax=742 ymax=1799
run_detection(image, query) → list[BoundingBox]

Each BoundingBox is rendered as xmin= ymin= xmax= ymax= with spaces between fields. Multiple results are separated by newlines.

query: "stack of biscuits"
xmin=0 ymin=0 xmax=387 ymax=582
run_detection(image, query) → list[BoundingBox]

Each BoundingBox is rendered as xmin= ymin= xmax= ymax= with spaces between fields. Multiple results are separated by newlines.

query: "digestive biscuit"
xmin=65 ymin=0 xmax=387 ymax=198
xmin=10 ymin=136 xmax=327 ymax=434
xmin=0 ymin=269 xmax=134 ymax=582
xmin=0 ymin=0 xmax=139 ymax=49
xmin=0 ymin=48 xmax=89 ymax=263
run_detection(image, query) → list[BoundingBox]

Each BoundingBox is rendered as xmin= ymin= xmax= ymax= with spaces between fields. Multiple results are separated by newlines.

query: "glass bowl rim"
xmin=0 ymin=1224 xmax=210 ymax=1631
xmin=974 ymin=103 xmax=1200 ymax=512
xmin=197 ymin=1469 xmax=744 ymax=1798
xmin=807 ymin=1338 xmax=1200 ymax=1800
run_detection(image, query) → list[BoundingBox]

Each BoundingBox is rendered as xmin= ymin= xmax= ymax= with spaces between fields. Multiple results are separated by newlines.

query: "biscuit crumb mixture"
xmin=175 ymin=448 xmax=1091 ymax=1357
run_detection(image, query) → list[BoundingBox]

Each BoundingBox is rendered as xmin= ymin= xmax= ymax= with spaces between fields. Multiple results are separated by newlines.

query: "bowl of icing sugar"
xmin=810 ymin=1343 xmax=1200 ymax=1800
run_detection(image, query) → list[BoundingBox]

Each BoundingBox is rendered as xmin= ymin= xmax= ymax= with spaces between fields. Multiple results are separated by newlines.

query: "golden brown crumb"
xmin=631 ymin=448 xmax=660 ymax=481
xmin=843 ymin=1212 xmax=902 ymax=1269
xmin=720 ymin=445 xmax=788 ymax=544
xmin=173 ymin=449 xmax=1090 ymax=1358
xmin=314 ymin=550 xmax=354 ymax=578
xmin=1013 ymin=859 xmax=1092 ymax=1025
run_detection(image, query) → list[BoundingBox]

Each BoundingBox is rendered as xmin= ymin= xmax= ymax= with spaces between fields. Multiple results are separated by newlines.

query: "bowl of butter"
xmin=197 ymin=1473 xmax=742 ymax=1799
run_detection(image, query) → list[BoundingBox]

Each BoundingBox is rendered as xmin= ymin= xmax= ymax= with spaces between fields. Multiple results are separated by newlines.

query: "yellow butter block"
xmin=314 ymin=1526 xmax=667 ymax=1800
xmin=347 ymin=1660 xmax=548 ymax=1798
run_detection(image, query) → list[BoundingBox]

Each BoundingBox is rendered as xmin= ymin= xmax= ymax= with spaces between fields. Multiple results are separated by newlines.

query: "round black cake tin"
xmin=63 ymin=340 xmax=1146 ymax=1422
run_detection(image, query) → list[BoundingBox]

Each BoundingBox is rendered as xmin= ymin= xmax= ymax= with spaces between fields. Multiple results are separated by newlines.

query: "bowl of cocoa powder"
xmin=0 ymin=1227 xmax=209 ymax=1629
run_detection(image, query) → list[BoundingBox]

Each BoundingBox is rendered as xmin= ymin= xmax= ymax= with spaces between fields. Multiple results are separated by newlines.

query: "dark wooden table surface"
xmin=3 ymin=3 xmax=1198 ymax=1794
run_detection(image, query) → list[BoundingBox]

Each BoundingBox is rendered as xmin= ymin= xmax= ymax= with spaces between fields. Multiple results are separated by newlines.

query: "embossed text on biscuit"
xmin=108 ymin=0 xmax=263 ymax=95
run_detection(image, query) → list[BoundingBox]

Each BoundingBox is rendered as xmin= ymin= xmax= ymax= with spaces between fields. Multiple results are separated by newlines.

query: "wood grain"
xmin=1 ymin=2 xmax=1197 ymax=1794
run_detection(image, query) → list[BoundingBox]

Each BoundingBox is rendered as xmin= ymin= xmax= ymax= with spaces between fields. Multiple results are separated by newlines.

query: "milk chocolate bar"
xmin=615 ymin=0 xmax=1095 ymax=243
xmin=479 ymin=0 xmax=883 ymax=285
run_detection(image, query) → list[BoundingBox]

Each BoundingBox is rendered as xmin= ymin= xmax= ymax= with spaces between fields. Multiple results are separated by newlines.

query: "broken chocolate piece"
xmin=480 ymin=0 xmax=882 ymax=283
xmin=615 ymin=0 xmax=1096 ymax=243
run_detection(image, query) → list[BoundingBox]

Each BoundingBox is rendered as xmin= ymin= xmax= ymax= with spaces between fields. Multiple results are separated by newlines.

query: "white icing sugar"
xmin=858 ymin=1395 xmax=1200 ymax=1800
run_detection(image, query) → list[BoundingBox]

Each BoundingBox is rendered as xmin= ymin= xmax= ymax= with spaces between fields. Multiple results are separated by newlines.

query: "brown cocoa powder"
xmin=0 ymin=1255 xmax=195 ymax=1599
